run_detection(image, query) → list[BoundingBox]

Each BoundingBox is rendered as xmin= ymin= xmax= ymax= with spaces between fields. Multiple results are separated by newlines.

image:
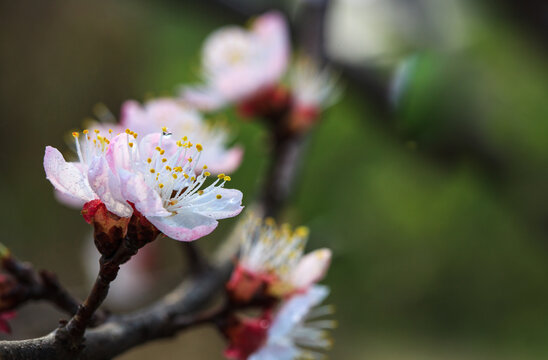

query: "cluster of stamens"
xmin=72 ymin=128 xmax=119 ymax=164
xmin=239 ymin=217 xmax=309 ymax=280
xmin=125 ymin=127 xmax=231 ymax=214
xmin=72 ymin=126 xmax=233 ymax=215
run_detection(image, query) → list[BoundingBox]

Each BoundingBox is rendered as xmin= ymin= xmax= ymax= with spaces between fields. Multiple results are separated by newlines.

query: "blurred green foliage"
xmin=2 ymin=1 xmax=548 ymax=359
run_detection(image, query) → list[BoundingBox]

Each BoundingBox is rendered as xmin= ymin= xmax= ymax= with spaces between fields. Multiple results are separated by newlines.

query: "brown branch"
xmin=0 ymin=261 xmax=232 ymax=360
xmin=59 ymin=235 xmax=140 ymax=349
xmin=1 ymin=256 xmax=100 ymax=321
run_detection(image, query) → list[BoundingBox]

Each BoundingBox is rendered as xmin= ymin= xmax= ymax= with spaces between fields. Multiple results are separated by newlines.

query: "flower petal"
xmin=291 ymin=248 xmax=332 ymax=289
xmin=148 ymin=210 xmax=218 ymax=242
xmin=106 ymin=133 xmax=133 ymax=175
xmin=268 ymin=285 xmax=329 ymax=341
xmin=208 ymin=146 xmax=244 ymax=175
xmin=187 ymin=188 xmax=243 ymax=219
xmin=180 ymin=85 xmax=227 ymax=111
xmin=43 ymin=146 xmax=96 ymax=203
xmin=249 ymin=343 xmax=298 ymax=360
xmin=88 ymin=156 xmax=133 ymax=218
xmin=118 ymin=169 xmax=170 ymax=217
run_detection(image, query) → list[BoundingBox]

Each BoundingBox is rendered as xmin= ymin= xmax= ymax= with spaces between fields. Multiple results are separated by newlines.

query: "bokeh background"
xmin=2 ymin=0 xmax=548 ymax=358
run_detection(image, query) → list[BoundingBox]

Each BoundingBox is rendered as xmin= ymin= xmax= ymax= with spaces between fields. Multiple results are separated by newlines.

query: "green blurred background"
xmin=2 ymin=0 xmax=548 ymax=358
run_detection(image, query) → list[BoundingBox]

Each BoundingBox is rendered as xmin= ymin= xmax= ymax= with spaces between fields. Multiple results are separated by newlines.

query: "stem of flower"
xmin=60 ymin=236 xmax=140 ymax=347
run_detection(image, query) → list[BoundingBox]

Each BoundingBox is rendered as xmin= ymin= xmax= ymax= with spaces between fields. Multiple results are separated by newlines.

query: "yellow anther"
xmin=150 ymin=168 xmax=155 ymax=173
xmin=160 ymin=150 xmax=165 ymax=155
xmin=93 ymin=139 xmax=97 ymax=144
xmin=198 ymin=190 xmax=204 ymax=195
xmin=172 ymin=174 xmax=178 ymax=179
xmin=295 ymin=226 xmax=309 ymax=237
xmin=161 ymin=126 xmax=167 ymax=132
xmin=182 ymin=136 xmax=188 ymax=141
xmin=196 ymin=144 xmax=203 ymax=152
xmin=188 ymin=157 xmax=192 ymax=162
xmin=125 ymin=129 xmax=131 ymax=134
xmin=169 ymin=199 xmax=178 ymax=206
xmin=108 ymin=129 xmax=113 ymax=134
xmin=72 ymin=132 xmax=79 ymax=138
xmin=203 ymin=165 xmax=208 ymax=170
xmin=216 ymin=194 xmax=222 ymax=199
xmin=165 ymin=165 xmax=171 ymax=170
xmin=176 ymin=140 xmax=182 ymax=147
xmin=83 ymin=129 xmax=89 ymax=134
xmin=184 ymin=174 xmax=189 ymax=179
xmin=128 ymin=142 xmax=134 ymax=148
xmin=224 ymin=176 xmax=231 ymax=182
xmin=155 ymin=146 xmax=161 ymax=151
xmin=218 ymin=173 xmax=225 ymax=179
xmin=147 ymin=158 xmax=152 ymax=164
xmin=87 ymin=136 xmax=91 ymax=140
xmin=158 ymin=183 xmax=164 ymax=189
xmin=105 ymin=139 xmax=110 ymax=144
xmin=204 ymin=171 xmax=211 ymax=177
xmin=94 ymin=129 xmax=100 ymax=134
xmin=133 ymin=133 xmax=138 ymax=139
xmin=191 ymin=176 xmax=196 ymax=181
xmin=161 ymin=158 xmax=167 ymax=163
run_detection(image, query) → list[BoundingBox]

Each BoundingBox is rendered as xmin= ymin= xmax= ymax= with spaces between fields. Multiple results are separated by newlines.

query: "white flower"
xmin=121 ymin=98 xmax=243 ymax=174
xmin=44 ymin=129 xmax=133 ymax=217
xmin=250 ymin=285 xmax=335 ymax=360
xmin=181 ymin=11 xmax=289 ymax=111
xmin=233 ymin=216 xmax=331 ymax=296
xmin=106 ymin=129 xmax=243 ymax=241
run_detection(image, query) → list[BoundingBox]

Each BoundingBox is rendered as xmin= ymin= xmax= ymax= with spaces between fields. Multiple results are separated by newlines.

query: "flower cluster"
xmin=181 ymin=12 xmax=340 ymax=133
xmin=44 ymin=127 xmax=243 ymax=245
xmin=223 ymin=216 xmax=334 ymax=360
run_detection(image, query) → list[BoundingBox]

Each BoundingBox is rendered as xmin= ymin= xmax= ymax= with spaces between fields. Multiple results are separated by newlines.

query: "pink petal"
xmin=214 ymin=146 xmax=244 ymax=175
xmin=290 ymin=249 xmax=332 ymax=289
xmin=106 ymin=133 xmax=133 ymax=175
xmin=180 ymin=86 xmax=227 ymax=111
xmin=148 ymin=210 xmax=219 ymax=242
xmin=119 ymin=100 xmax=142 ymax=127
xmin=138 ymin=133 xmax=178 ymax=160
xmin=43 ymin=146 xmax=96 ymax=203
xmin=88 ymin=156 xmax=132 ymax=218
xmin=252 ymin=11 xmax=290 ymax=83
xmin=118 ymin=169 xmax=170 ymax=217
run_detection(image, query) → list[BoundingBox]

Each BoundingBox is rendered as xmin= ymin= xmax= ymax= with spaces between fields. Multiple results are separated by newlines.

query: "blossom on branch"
xmin=181 ymin=11 xmax=289 ymax=112
xmin=105 ymin=129 xmax=243 ymax=241
xmin=227 ymin=216 xmax=331 ymax=302
xmin=44 ymin=128 xmax=243 ymax=243
xmin=225 ymin=285 xmax=335 ymax=360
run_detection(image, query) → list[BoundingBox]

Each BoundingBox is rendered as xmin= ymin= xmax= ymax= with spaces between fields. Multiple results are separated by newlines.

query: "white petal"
xmin=291 ymin=249 xmax=332 ymax=289
xmin=268 ymin=285 xmax=330 ymax=341
xmin=148 ymin=210 xmax=218 ymax=242
xmin=118 ymin=169 xmax=170 ymax=217
xmin=43 ymin=146 xmax=96 ymax=203
xmin=88 ymin=156 xmax=133 ymax=218
xmin=249 ymin=343 xmax=298 ymax=360
xmin=187 ymin=188 xmax=243 ymax=219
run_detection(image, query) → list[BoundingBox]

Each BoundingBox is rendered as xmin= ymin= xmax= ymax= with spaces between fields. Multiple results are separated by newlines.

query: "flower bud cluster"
xmin=181 ymin=12 xmax=340 ymax=135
